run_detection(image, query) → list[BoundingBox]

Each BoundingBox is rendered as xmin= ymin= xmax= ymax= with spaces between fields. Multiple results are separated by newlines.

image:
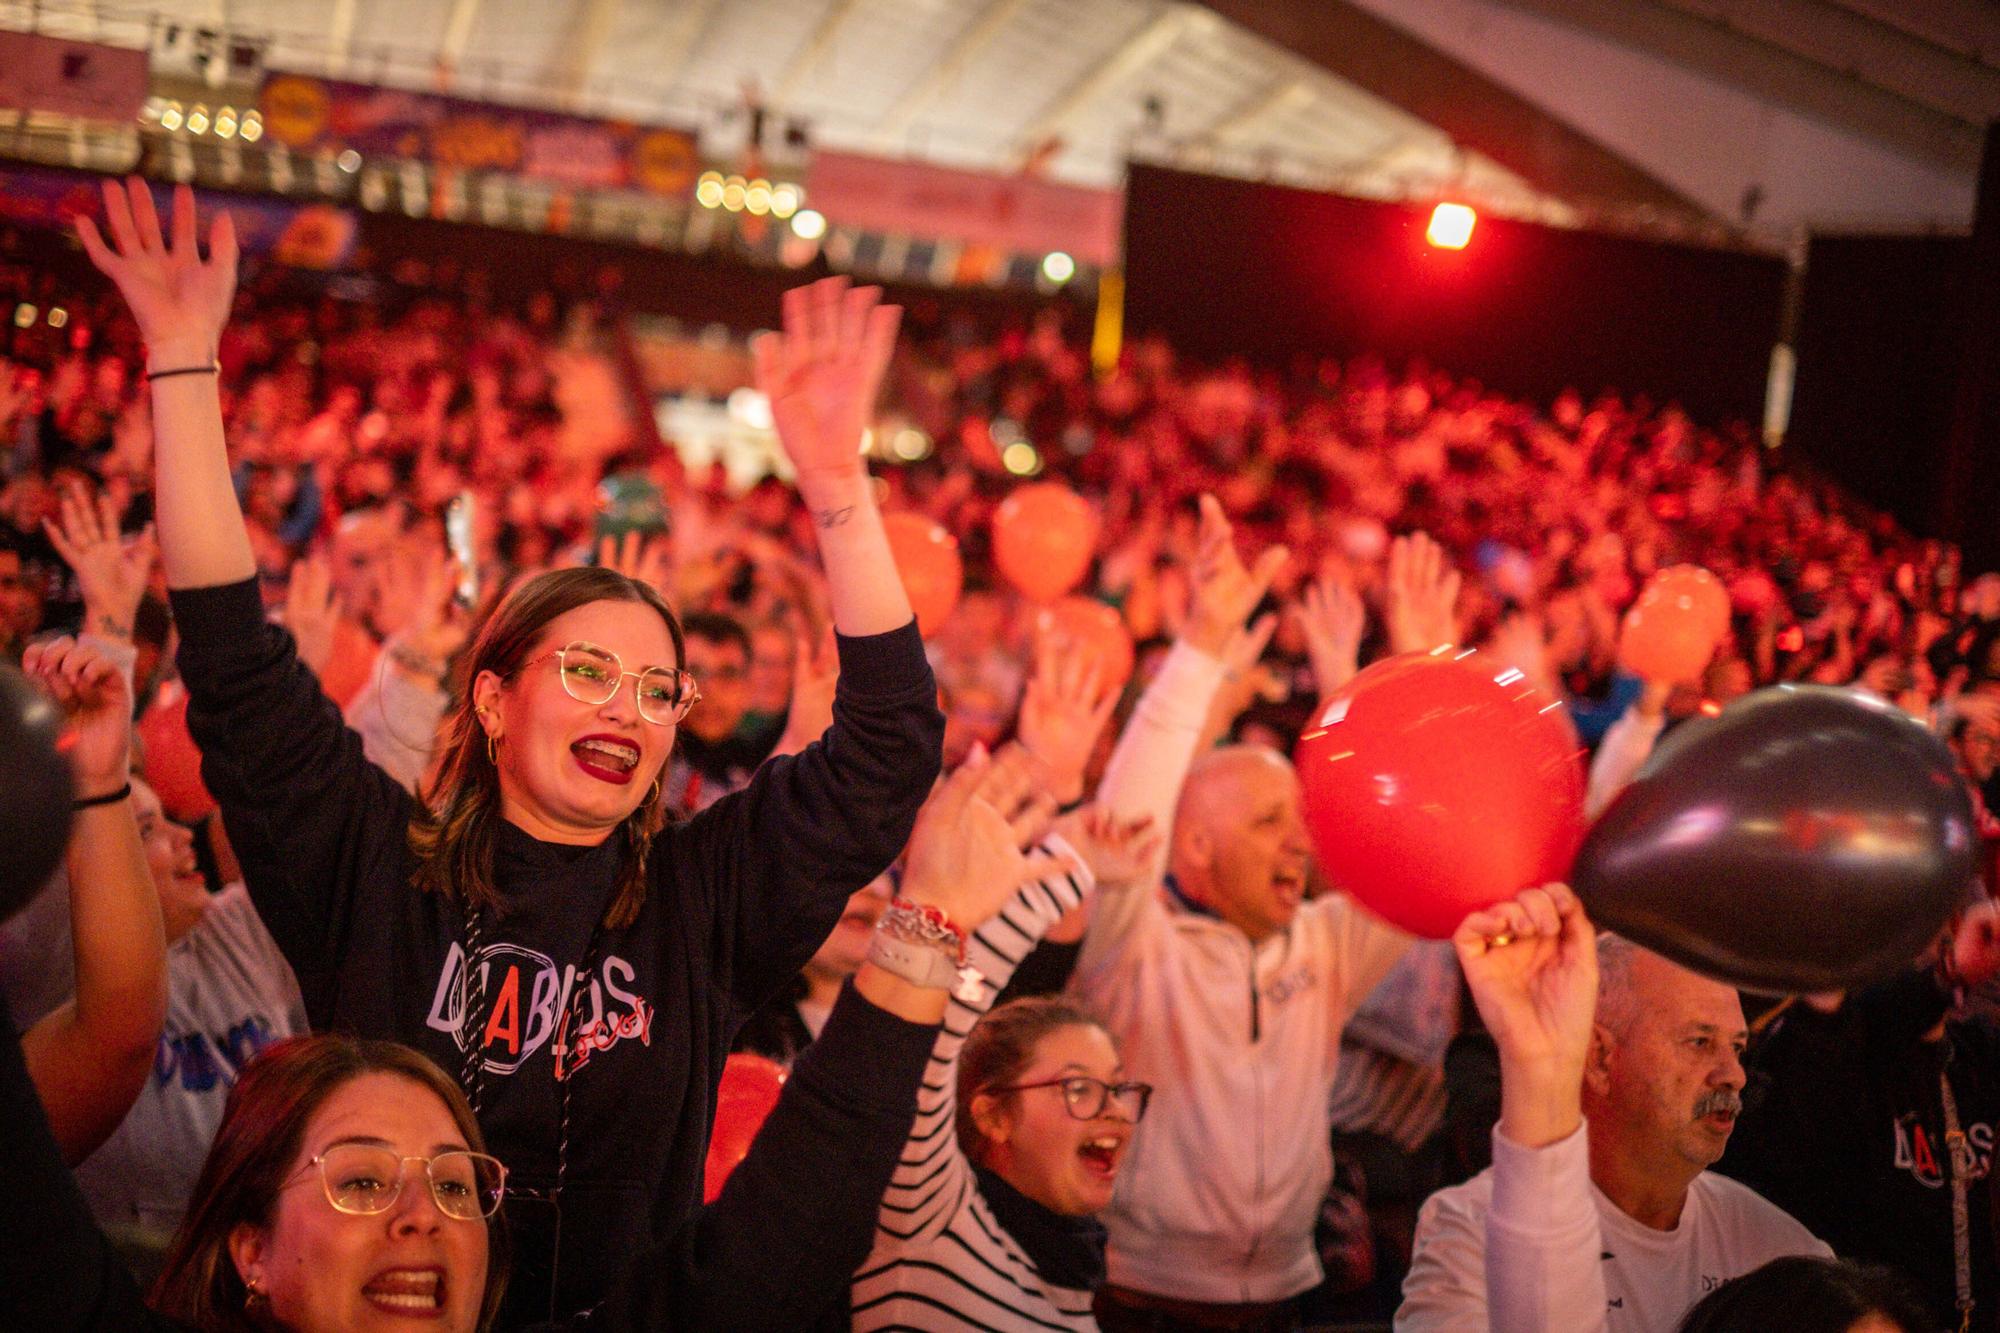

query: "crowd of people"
xmin=0 ymin=174 xmax=1998 ymax=1333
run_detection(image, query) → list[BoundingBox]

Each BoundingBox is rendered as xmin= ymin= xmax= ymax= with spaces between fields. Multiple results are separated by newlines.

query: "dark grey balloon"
xmin=1573 ymin=685 xmax=1975 ymax=994
xmin=0 ymin=664 xmax=72 ymax=924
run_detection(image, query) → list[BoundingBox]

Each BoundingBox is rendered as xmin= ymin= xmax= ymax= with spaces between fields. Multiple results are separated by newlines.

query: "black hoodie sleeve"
xmin=0 ymin=997 xmax=184 ymax=1331
xmin=558 ymin=980 xmax=937 ymax=1332
xmin=169 ymin=579 xmax=417 ymax=1023
xmin=674 ymin=620 xmax=943 ymax=1012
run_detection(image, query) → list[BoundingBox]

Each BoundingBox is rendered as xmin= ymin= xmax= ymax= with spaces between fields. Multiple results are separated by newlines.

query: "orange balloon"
xmin=1619 ymin=582 xmax=1720 ymax=684
xmin=1651 ymin=566 xmax=1731 ymax=641
xmin=1034 ymin=596 xmax=1135 ymax=689
xmin=882 ymin=512 xmax=963 ymax=637
xmin=704 ymin=1053 xmax=786 ymax=1203
xmin=992 ymin=483 xmax=1096 ymax=602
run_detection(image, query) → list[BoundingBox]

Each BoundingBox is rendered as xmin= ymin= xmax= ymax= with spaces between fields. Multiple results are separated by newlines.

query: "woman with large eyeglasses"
xmin=76 ymin=178 xmax=943 ymax=1323
xmin=851 ymin=809 xmax=1159 ymax=1331
xmin=7 ymin=734 xmax=1064 ymax=1333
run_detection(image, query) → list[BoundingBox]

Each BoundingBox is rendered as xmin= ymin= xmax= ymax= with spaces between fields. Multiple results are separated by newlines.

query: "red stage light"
xmin=1427 ymin=202 xmax=1476 ymax=249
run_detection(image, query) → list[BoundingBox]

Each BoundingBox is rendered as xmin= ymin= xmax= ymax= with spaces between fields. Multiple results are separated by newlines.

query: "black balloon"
xmin=1573 ymin=685 xmax=1975 ymax=993
xmin=0 ymin=664 xmax=72 ymax=924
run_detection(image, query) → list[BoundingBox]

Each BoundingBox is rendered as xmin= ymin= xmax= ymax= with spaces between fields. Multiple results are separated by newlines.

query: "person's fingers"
xmin=101 ymin=178 xmax=140 ymax=256
xmin=1517 ymin=887 xmax=1562 ymax=941
xmin=840 ymin=284 xmax=877 ymax=355
xmin=1247 ymin=545 xmax=1289 ymax=601
xmin=41 ymin=518 xmax=79 ymax=567
xmin=973 ymin=744 xmax=1039 ymax=817
xmin=74 ymin=214 xmax=117 ymax=274
xmin=1007 ymin=790 xmax=1061 ymax=849
xmin=595 ymin=534 xmax=614 ymax=569
xmin=861 ymin=302 xmax=901 ymax=384
xmin=127 ymin=176 xmax=166 ymax=254
xmin=1453 ymin=904 xmax=1514 ymax=950
xmin=1241 ymin=610 xmax=1279 ymax=662
xmin=95 ymin=488 xmax=122 ymax=544
xmin=209 ymin=209 xmax=239 ymax=284
xmin=170 ymin=183 xmax=197 ymax=258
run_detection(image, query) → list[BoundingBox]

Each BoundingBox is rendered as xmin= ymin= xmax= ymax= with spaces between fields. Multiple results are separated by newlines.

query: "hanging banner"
xmin=0 ymin=33 xmax=149 ymax=122
xmin=0 ymin=165 xmax=351 ymax=266
xmin=805 ymin=150 xmax=1122 ymax=266
xmin=257 ymin=73 xmax=698 ymax=197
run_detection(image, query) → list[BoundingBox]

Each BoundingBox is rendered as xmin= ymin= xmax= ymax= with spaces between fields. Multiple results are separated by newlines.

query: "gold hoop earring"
xmin=487 ymin=731 xmax=500 ymax=766
xmin=646 ymin=774 xmax=662 ymax=806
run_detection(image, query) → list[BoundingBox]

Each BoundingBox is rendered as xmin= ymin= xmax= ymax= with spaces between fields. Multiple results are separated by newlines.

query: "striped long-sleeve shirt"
xmin=850 ymin=852 xmax=1098 ymax=1332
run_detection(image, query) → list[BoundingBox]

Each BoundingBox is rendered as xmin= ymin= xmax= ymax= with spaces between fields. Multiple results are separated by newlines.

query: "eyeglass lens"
xmin=556 ymin=643 xmax=691 ymax=723
xmin=1059 ymin=1076 xmax=1150 ymax=1121
xmin=319 ymin=1144 xmax=505 ymax=1220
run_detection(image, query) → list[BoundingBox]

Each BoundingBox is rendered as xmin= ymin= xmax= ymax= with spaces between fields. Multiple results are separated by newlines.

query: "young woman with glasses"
xmin=9 ymin=731 xmax=1059 ymax=1332
xmin=851 ymin=808 xmax=1158 ymax=1331
xmin=76 ymin=178 xmax=943 ymax=1324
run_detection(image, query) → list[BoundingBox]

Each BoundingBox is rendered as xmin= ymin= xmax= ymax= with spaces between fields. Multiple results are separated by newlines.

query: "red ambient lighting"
xmin=1426 ymin=202 xmax=1476 ymax=249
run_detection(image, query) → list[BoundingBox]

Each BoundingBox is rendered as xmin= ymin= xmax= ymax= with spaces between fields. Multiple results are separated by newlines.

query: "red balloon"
xmin=992 ymin=483 xmax=1096 ymax=602
xmin=704 ymin=1053 xmax=786 ymax=1203
xmin=1294 ymin=652 xmax=1585 ymax=939
xmin=882 ymin=512 xmax=963 ymax=638
xmin=1730 ymin=570 xmax=1781 ymax=618
xmin=1033 ymin=596 xmax=1135 ymax=689
xmin=1619 ymin=579 xmax=1721 ymax=684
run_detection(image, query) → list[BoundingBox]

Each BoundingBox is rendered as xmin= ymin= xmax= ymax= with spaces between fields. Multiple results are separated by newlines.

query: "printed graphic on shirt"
xmin=154 ymin=1013 xmax=286 ymax=1093
xmin=1263 ymin=962 xmax=1317 ymax=1009
xmin=1893 ymin=1114 xmax=1994 ymax=1189
xmin=425 ymin=941 xmax=654 ymax=1078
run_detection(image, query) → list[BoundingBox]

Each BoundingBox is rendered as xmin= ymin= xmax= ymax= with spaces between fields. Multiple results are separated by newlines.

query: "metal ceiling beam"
xmin=649 ymin=0 xmax=729 ymax=91
xmin=875 ymin=0 xmax=1033 ymax=142
xmin=325 ymin=0 xmax=357 ymax=76
xmin=1477 ymin=0 xmax=1982 ymax=172
xmin=771 ymin=0 xmax=866 ymax=104
xmin=1824 ymin=0 xmax=2000 ymax=73
xmin=1645 ymin=0 xmax=2000 ymax=127
xmin=1200 ymin=0 xmax=1710 ymax=217
xmin=1011 ymin=3 xmax=1202 ymax=160
xmin=437 ymin=0 xmax=483 ymax=86
xmin=552 ymin=0 xmax=623 ymax=111
xmin=1185 ymin=78 xmax=1308 ymax=149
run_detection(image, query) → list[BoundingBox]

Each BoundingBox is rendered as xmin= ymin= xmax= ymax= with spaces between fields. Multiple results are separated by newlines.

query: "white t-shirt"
xmin=1398 ymin=1121 xmax=1829 ymax=1332
xmin=73 ymin=884 xmax=308 ymax=1240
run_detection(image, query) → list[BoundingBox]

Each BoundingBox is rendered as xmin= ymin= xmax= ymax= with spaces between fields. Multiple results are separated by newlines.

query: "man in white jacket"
xmin=1073 ymin=497 xmax=1415 ymax=1328
xmin=1398 ymin=889 xmax=1826 ymax=1332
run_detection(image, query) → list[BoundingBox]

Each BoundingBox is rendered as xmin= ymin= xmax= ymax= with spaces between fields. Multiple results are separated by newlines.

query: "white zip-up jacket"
xmin=1069 ymin=640 xmax=1410 ymax=1304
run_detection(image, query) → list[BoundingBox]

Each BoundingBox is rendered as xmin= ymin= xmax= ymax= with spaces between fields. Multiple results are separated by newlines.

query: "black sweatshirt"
xmin=1719 ymin=968 xmax=2000 ymax=1332
xmin=4 ymin=980 xmax=941 ymax=1331
xmin=168 ymin=579 xmax=943 ymax=1324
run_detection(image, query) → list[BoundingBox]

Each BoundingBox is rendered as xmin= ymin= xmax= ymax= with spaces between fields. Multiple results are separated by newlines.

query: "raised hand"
xmin=1017 ymin=626 xmax=1121 ymax=805
xmin=281 ymin=554 xmax=340 ymax=677
xmin=75 ymin=178 xmax=238 ymax=364
xmin=1454 ymin=884 xmax=1597 ymax=1148
xmin=1185 ymin=494 xmax=1288 ymax=658
xmin=596 ymin=530 xmax=673 ymax=593
xmin=390 ymin=541 xmax=472 ymax=671
xmin=898 ymin=744 xmax=1066 ymax=932
xmin=43 ymin=483 xmax=155 ymax=642
xmin=751 ymin=277 xmax=901 ymax=492
xmin=1051 ymin=807 xmax=1159 ymax=889
xmin=22 ymin=635 xmax=133 ymax=798
xmin=771 ymin=617 xmax=839 ymax=757
xmin=1291 ymin=571 xmax=1365 ymax=698
xmin=1384 ymin=531 xmax=1462 ymax=656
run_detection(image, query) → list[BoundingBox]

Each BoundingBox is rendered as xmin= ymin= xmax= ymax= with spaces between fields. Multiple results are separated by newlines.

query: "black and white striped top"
xmin=850 ymin=862 xmax=1098 ymax=1331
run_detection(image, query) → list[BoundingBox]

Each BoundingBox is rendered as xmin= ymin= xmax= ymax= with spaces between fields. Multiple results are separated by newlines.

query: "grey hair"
xmin=1595 ymin=932 xmax=1642 ymax=1038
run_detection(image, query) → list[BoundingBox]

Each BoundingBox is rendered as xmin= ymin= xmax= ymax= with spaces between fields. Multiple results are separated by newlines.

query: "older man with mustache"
xmin=1397 ymin=890 xmax=1828 ymax=1331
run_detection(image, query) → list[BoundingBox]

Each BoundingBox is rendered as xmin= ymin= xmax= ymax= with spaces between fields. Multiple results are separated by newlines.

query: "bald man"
xmin=1398 ymin=896 xmax=1826 ymax=1332
xmin=1073 ymin=682 xmax=1409 ymax=1324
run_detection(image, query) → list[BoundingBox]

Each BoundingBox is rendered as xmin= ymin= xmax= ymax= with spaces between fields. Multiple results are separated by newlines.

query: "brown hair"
xmin=151 ymin=1035 xmax=509 ymax=1331
xmin=408 ymin=566 xmax=685 ymax=930
xmin=956 ymin=994 xmax=1109 ymax=1166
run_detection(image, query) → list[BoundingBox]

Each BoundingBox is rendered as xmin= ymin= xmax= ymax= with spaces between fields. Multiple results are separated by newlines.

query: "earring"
xmin=487 ymin=730 xmax=499 ymax=766
xmin=244 ymin=1276 xmax=267 ymax=1311
xmin=645 ymin=773 xmax=662 ymax=806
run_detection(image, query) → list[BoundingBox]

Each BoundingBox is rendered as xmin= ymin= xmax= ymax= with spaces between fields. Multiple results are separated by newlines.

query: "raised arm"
xmin=753 ymin=277 xmax=910 ymax=637
xmin=76 ymin=178 xmax=250 ymax=591
xmin=1401 ymin=886 xmax=1602 ymax=1332
xmin=17 ymin=636 xmax=167 ymax=1166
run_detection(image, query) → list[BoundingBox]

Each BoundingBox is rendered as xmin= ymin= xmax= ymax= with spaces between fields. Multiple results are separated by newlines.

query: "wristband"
xmin=73 ymin=782 xmax=132 ymax=809
xmin=146 ymin=362 xmax=220 ymax=382
xmin=882 ymin=896 xmax=968 ymax=965
xmin=867 ymin=927 xmax=985 ymax=1003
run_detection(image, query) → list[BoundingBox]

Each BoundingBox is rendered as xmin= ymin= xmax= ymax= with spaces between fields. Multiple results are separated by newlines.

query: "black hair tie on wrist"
xmin=73 ymin=783 xmax=132 ymax=809
xmin=145 ymin=363 xmax=220 ymax=382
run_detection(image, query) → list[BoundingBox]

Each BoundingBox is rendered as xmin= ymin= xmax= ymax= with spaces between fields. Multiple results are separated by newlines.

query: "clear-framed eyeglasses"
xmin=289 ymin=1144 xmax=508 ymax=1222
xmin=522 ymin=641 xmax=700 ymax=725
xmin=985 ymin=1075 xmax=1154 ymax=1122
